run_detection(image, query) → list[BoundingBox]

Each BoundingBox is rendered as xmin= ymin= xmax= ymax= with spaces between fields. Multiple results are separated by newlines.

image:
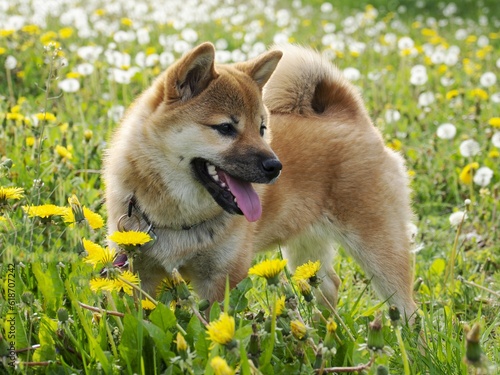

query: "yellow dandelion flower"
xmin=26 ymin=137 xmax=35 ymax=147
xmin=62 ymin=206 xmax=102 ymax=229
xmin=446 ymin=89 xmax=460 ymax=100
xmin=175 ymin=332 xmax=188 ymax=352
xmin=55 ymin=145 xmax=72 ymax=160
xmin=94 ymin=8 xmax=106 ymax=16
xmin=58 ymin=27 xmax=74 ymax=39
xmin=83 ymin=239 xmax=116 ymax=268
xmin=141 ymin=299 xmax=156 ymax=311
xmin=21 ymin=24 xmax=41 ymax=34
xmin=6 ymin=112 xmax=24 ymax=121
xmin=290 ymin=320 xmax=307 ymax=340
xmin=121 ymin=18 xmax=133 ymax=27
xmin=293 ymin=260 xmax=321 ymax=282
xmin=145 ymin=47 xmax=157 ymax=56
xmin=388 ymin=139 xmax=403 ymax=151
xmin=248 ymin=258 xmax=287 ymax=284
xmin=488 ymin=149 xmax=499 ymax=158
xmin=275 ymin=295 xmax=286 ymax=317
xmin=66 ymin=71 xmax=81 ymax=79
xmin=206 ymin=313 xmax=235 ymax=348
xmin=90 ymin=277 xmax=117 ymax=293
xmin=0 ymin=187 xmax=24 ymax=202
xmin=210 ymin=356 xmax=234 ymax=375
xmin=23 ymin=204 xmax=66 ymax=218
xmin=0 ymin=29 xmax=15 ymax=37
xmin=83 ymin=207 xmax=104 ymax=229
xmin=469 ymin=88 xmax=488 ymax=101
xmin=0 ymin=47 xmax=6 ymax=55
xmin=459 ymin=162 xmax=479 ymax=184
xmin=488 ymin=117 xmax=500 ymax=128
xmin=109 ymin=231 xmax=152 ymax=247
xmin=40 ymin=31 xmax=58 ymax=44
xmin=326 ymin=319 xmax=338 ymax=333
xmin=296 ymin=279 xmax=313 ymax=301
xmin=35 ymin=112 xmax=56 ymax=122
xmin=116 ymin=271 xmax=140 ymax=295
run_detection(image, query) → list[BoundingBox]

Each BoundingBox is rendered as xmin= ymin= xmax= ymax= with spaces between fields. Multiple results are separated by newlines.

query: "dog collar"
xmin=117 ymin=194 xmax=201 ymax=234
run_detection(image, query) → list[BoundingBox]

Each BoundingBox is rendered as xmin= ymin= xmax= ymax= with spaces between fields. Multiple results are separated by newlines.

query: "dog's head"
xmin=145 ymin=43 xmax=282 ymax=222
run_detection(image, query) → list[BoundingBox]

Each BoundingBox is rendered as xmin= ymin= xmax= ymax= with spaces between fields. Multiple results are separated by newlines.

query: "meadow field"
xmin=1 ymin=0 xmax=499 ymax=373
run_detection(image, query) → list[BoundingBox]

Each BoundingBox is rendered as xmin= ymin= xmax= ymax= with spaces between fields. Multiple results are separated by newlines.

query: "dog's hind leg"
xmin=332 ymin=218 xmax=418 ymax=322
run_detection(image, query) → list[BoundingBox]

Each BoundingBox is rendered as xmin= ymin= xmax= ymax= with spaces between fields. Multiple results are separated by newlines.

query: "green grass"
xmin=1 ymin=0 xmax=499 ymax=374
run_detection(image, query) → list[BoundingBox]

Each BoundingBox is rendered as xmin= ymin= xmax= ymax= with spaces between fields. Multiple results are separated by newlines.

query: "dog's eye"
xmin=260 ymin=124 xmax=267 ymax=137
xmin=214 ymin=123 xmax=237 ymax=137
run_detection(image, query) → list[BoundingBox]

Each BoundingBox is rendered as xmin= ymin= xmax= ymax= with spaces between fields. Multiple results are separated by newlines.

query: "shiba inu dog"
xmin=103 ymin=42 xmax=417 ymax=320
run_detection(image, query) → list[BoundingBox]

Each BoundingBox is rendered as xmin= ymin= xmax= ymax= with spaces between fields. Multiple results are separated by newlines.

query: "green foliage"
xmin=1 ymin=0 xmax=499 ymax=374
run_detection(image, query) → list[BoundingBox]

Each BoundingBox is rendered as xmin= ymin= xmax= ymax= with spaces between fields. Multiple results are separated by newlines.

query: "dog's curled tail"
xmin=263 ymin=44 xmax=367 ymax=118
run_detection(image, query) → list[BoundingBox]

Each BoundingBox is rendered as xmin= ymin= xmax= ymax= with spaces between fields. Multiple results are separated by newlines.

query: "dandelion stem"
xmin=6 ymin=67 xmax=15 ymax=105
xmin=315 ymin=354 xmax=376 ymax=373
xmin=316 ymin=288 xmax=355 ymax=342
xmin=395 ymin=326 xmax=410 ymax=375
xmin=458 ymin=276 xmax=500 ymax=298
xmin=78 ymin=301 xmax=125 ymax=317
xmin=444 ymin=206 xmax=467 ymax=290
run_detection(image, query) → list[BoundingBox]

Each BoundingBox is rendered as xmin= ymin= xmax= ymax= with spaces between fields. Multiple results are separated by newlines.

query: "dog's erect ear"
xmin=235 ymin=50 xmax=283 ymax=90
xmin=165 ymin=42 xmax=219 ymax=102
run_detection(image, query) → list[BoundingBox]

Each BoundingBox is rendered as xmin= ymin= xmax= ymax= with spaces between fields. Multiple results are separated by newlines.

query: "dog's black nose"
xmin=261 ymin=158 xmax=282 ymax=179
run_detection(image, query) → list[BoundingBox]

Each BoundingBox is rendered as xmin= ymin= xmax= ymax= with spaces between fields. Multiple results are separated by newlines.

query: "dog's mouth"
xmin=192 ymin=158 xmax=262 ymax=222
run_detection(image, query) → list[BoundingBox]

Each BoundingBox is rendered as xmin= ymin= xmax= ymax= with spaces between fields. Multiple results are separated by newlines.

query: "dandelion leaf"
xmin=32 ymin=316 xmax=57 ymax=362
xmin=141 ymin=319 xmax=173 ymax=364
xmin=32 ymin=263 xmax=64 ymax=316
xmin=149 ymin=302 xmax=176 ymax=331
xmin=229 ymin=277 xmax=253 ymax=313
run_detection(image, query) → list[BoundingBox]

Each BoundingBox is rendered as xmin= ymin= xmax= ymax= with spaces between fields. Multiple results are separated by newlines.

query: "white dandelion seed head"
xmin=323 ymin=23 xmax=336 ymax=33
xmin=464 ymin=199 xmax=471 ymax=206
xmin=455 ymin=28 xmax=468 ymax=40
xmin=181 ymin=28 xmax=198 ymax=43
xmin=398 ymin=36 xmax=414 ymax=50
xmin=480 ymin=72 xmax=497 ymax=88
xmin=444 ymin=52 xmax=459 ymax=66
xmin=58 ymin=78 xmax=80 ymax=93
xmin=76 ymin=63 xmax=94 ymax=76
xmin=430 ymin=50 xmax=445 ymax=64
xmin=343 ymin=67 xmax=361 ymax=81
xmin=440 ymin=76 xmax=455 ymax=87
xmin=273 ymin=32 xmax=289 ymax=44
xmin=449 ymin=211 xmax=467 ymax=226
xmin=477 ymin=35 xmax=489 ymax=48
xmin=418 ymin=91 xmax=435 ymax=107
xmin=436 ymin=123 xmax=457 ymax=139
xmin=384 ymin=109 xmax=401 ymax=123
xmin=321 ymin=2 xmax=333 ymax=13
xmin=443 ymin=3 xmax=458 ymax=17
xmin=5 ymin=55 xmax=17 ymax=70
xmin=491 ymin=93 xmax=500 ymax=103
xmin=410 ymin=71 xmax=428 ymax=86
xmin=459 ymin=139 xmax=480 ymax=157
xmin=215 ymin=39 xmax=228 ymax=50
xmin=411 ymin=64 xmax=427 ymax=75
xmin=384 ymin=33 xmax=397 ymax=46
xmin=136 ymin=28 xmax=150 ymax=45
xmin=159 ymin=51 xmax=175 ymax=68
xmin=492 ymin=132 xmax=500 ymax=148
xmin=473 ymin=167 xmax=493 ymax=187
xmin=107 ymin=105 xmax=125 ymax=122
xmin=231 ymin=49 xmax=247 ymax=62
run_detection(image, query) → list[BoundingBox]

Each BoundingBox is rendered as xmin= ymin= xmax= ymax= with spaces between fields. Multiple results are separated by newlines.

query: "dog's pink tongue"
xmin=223 ymin=173 xmax=262 ymax=222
